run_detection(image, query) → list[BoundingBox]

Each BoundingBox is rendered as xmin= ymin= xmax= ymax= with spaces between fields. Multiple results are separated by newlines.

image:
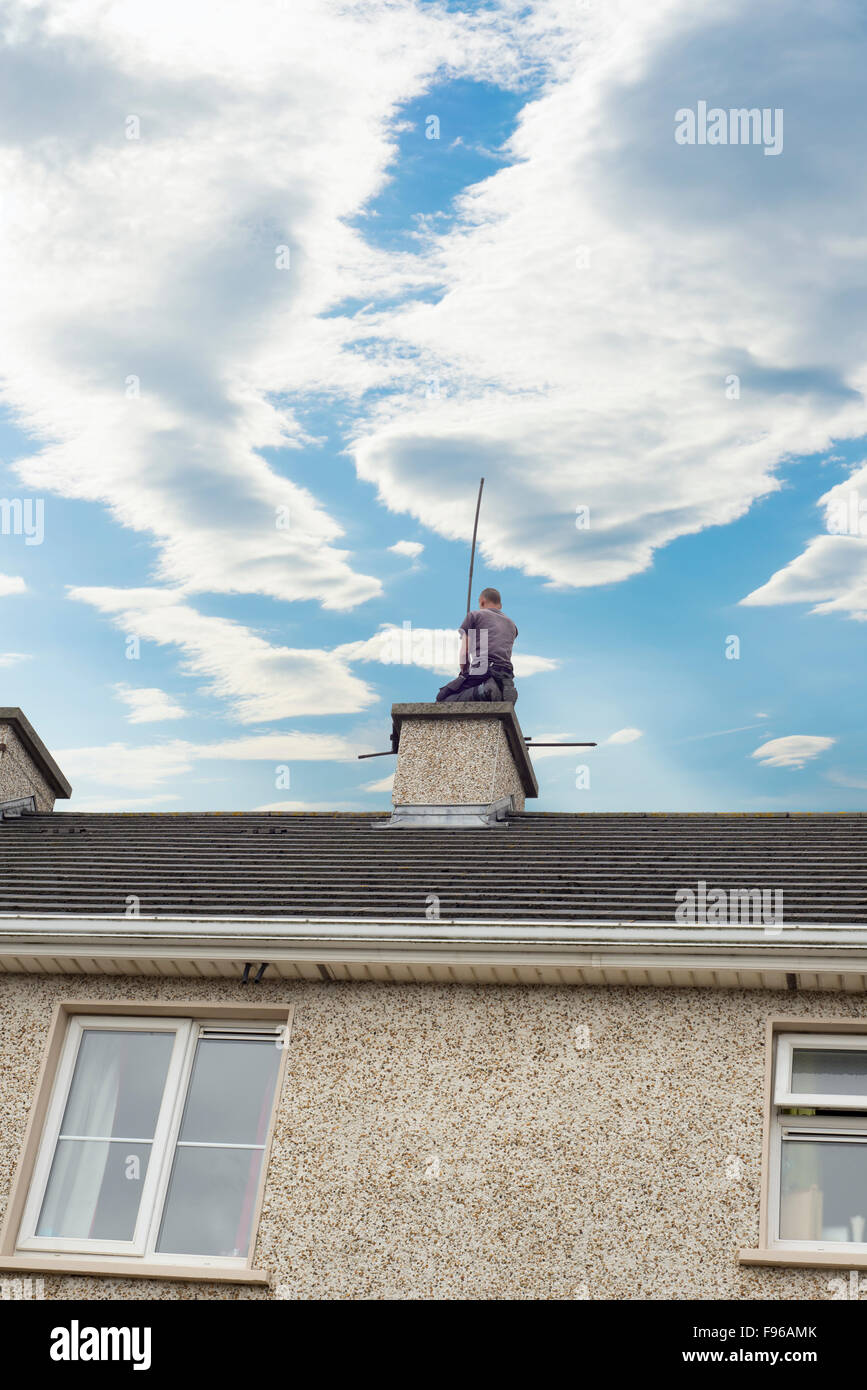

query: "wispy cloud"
xmin=0 ymin=575 xmax=26 ymax=596
xmin=72 ymin=587 xmax=378 ymax=721
xmin=352 ymin=6 xmax=867 ymax=594
xmin=742 ymin=465 xmax=867 ymax=622
xmin=59 ymin=731 xmax=371 ymax=792
xmin=826 ymin=770 xmax=867 ymax=791
xmin=113 ymin=684 xmax=187 ymax=723
xmin=678 ymin=723 xmax=767 ymax=743
xmin=751 ymin=736 xmax=835 ymax=769
xmin=361 ymin=771 xmax=395 ymax=793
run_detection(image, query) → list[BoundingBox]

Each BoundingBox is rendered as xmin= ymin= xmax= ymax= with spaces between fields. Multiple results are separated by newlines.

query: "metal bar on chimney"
xmin=524 ymin=741 xmax=597 ymax=747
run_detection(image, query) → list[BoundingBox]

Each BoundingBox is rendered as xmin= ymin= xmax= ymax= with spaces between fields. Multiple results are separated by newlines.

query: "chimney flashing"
xmin=375 ymin=795 xmax=516 ymax=830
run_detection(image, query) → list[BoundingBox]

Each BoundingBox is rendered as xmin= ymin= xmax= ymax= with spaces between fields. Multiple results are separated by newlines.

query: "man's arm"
xmin=458 ymin=628 xmax=468 ymax=672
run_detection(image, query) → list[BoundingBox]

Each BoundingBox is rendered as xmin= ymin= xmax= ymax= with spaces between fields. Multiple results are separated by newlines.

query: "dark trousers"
xmin=436 ymin=666 xmax=517 ymax=705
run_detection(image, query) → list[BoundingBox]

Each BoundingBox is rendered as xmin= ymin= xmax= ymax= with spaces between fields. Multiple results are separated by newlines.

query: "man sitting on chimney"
xmin=436 ymin=587 xmax=518 ymax=704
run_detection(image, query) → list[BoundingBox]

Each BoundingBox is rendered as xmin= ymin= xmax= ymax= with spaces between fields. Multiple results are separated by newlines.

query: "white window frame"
xmin=770 ymin=1031 xmax=867 ymax=1253
xmin=774 ymin=1031 xmax=867 ymax=1110
xmin=16 ymin=1014 xmax=286 ymax=1270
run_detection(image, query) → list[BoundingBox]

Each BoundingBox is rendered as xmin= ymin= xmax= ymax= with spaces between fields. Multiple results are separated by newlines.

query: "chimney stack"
xmin=0 ymin=708 xmax=72 ymax=817
xmin=383 ymin=702 xmax=538 ymax=828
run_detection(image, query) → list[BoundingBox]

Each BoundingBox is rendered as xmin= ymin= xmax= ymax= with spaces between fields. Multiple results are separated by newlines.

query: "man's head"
xmin=478 ymin=587 xmax=502 ymax=610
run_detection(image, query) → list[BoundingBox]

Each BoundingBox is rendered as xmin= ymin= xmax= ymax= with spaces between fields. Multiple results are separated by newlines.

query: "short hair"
xmin=480 ymin=587 xmax=501 ymax=606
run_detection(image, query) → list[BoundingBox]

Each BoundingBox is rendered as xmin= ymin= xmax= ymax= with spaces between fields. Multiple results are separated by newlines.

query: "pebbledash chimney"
xmin=0 ymin=708 xmax=72 ymax=817
xmin=381 ymin=701 xmax=538 ymax=828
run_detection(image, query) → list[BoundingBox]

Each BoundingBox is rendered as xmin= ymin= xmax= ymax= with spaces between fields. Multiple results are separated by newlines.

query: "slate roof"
xmin=0 ymin=810 xmax=865 ymax=925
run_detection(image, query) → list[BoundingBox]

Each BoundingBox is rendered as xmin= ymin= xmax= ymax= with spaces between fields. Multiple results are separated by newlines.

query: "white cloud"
xmin=512 ymin=653 xmax=559 ymax=677
xmin=751 ymin=736 xmax=835 ymax=769
xmin=4 ymin=0 xmax=867 ymax=674
xmin=57 ymin=742 xmax=196 ymax=790
xmin=0 ymin=575 xmax=26 ymax=596
xmin=200 ymin=733 xmax=367 ymax=762
xmin=113 ymin=683 xmax=187 ymax=723
xmin=742 ymin=467 xmax=867 ymax=621
xmin=0 ymin=1 xmax=522 ymax=613
xmin=0 ymin=652 xmax=30 ymax=667
xmin=335 ymin=623 xmax=557 ymax=677
xmin=524 ymin=727 xmax=641 ymax=762
xmin=361 ymin=771 xmax=395 ymax=792
xmin=72 ymin=587 xmax=378 ymax=720
xmin=56 ymin=730 xmax=370 ymax=790
xmin=350 ymin=6 xmax=867 ymax=592
xmin=388 ymin=540 xmax=424 ymax=559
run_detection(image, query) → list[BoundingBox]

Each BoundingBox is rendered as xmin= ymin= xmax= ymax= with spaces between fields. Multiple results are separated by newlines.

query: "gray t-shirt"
xmin=460 ymin=608 xmax=518 ymax=674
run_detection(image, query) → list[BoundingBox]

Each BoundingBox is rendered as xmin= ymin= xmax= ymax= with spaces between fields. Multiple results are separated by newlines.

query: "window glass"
xmin=37 ymin=1140 xmax=153 ymax=1240
xmin=156 ymin=1036 xmax=281 ymax=1256
xmin=37 ymin=1029 xmax=174 ymax=1240
xmin=60 ymin=1029 xmax=174 ymax=1137
xmin=177 ymin=1038 xmax=282 ymax=1145
xmin=780 ymin=1138 xmax=867 ymax=1243
xmin=791 ymin=1048 xmax=867 ymax=1097
xmin=156 ymin=1147 xmax=267 ymax=1257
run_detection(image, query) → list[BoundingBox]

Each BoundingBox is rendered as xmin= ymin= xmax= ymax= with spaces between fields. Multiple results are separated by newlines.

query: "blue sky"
xmin=1 ymin=0 xmax=866 ymax=813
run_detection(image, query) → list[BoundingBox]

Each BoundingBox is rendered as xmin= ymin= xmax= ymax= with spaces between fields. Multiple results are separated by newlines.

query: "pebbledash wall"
xmin=1 ymin=971 xmax=865 ymax=1301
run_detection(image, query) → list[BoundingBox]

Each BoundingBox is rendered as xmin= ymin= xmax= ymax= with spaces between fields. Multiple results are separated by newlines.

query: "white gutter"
xmin=1 ymin=914 xmax=867 ymax=974
xmin=2 ymin=912 xmax=867 ymax=940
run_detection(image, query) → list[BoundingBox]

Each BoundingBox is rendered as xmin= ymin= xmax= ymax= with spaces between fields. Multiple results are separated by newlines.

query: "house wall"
xmin=1 ymin=970 xmax=865 ymax=1301
xmin=0 ymin=722 xmax=56 ymax=811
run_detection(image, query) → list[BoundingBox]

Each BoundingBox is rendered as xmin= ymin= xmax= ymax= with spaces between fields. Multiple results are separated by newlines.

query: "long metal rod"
xmin=359 ymin=741 xmax=598 ymax=757
xmin=466 ymin=476 xmax=485 ymax=615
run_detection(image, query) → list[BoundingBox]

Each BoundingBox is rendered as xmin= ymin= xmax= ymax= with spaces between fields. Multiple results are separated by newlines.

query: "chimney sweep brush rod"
xmin=524 ymin=741 xmax=597 ymax=747
xmin=466 ymin=476 xmax=485 ymax=616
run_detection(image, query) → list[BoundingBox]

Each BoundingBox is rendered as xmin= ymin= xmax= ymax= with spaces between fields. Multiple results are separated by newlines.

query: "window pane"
xmin=60 ymin=1029 xmax=175 ymax=1138
xmin=37 ymin=1140 xmax=152 ymax=1240
xmin=780 ymin=1139 xmax=867 ymax=1242
xmin=156 ymin=1146 xmax=266 ymax=1257
xmin=178 ymin=1038 xmax=281 ymax=1144
xmin=791 ymin=1048 xmax=867 ymax=1097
